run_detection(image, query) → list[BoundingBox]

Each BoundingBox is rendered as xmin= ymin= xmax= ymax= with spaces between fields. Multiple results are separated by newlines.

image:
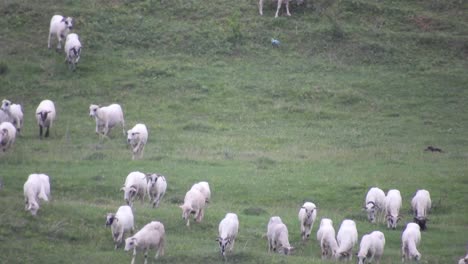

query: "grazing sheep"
xmin=35 ymin=99 xmax=56 ymax=138
xmin=267 ymin=216 xmax=294 ymax=255
xmin=1 ymin=99 xmax=23 ymax=133
xmin=190 ymin=181 xmax=211 ymax=203
xmin=385 ymin=189 xmax=402 ymax=229
xmin=335 ymin=219 xmax=358 ymax=261
xmin=259 ymin=0 xmax=304 ymax=18
xmin=89 ymin=104 xmax=125 ymax=137
xmin=106 ymin=205 xmax=135 ymax=250
xmin=23 ymin=174 xmax=50 ymax=216
xmin=364 ymin=187 xmax=386 ymax=223
xmin=48 ymin=15 xmax=74 ymax=50
xmin=146 ymin=173 xmax=167 ymax=208
xmin=357 ymin=231 xmax=385 ymax=264
xmin=127 ymin=124 xmax=148 ymax=160
xmin=216 ymin=213 xmax=239 ymax=258
xmin=0 ymin=122 xmax=16 ymax=152
xmin=121 ymin=171 xmax=147 ymax=207
xmin=64 ymin=33 xmax=81 ymax=71
xmin=179 ymin=188 xmax=206 ymax=227
xmin=124 ymin=221 xmax=165 ymax=264
xmin=411 ymin=189 xmax=432 ymax=230
xmin=316 ymin=218 xmax=338 ymax=260
xmin=401 ymin=223 xmax=422 ymax=262
xmin=298 ymin=201 xmax=317 ymax=241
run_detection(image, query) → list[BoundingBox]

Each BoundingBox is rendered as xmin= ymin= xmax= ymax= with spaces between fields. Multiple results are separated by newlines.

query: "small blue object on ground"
xmin=271 ymin=38 xmax=280 ymax=47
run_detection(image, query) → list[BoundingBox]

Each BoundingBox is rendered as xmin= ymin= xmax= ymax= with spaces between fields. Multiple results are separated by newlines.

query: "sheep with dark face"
xmin=298 ymin=201 xmax=317 ymax=240
xmin=35 ymin=100 xmax=56 ymax=138
xmin=146 ymin=173 xmax=167 ymax=208
xmin=216 ymin=213 xmax=239 ymax=258
xmin=64 ymin=33 xmax=82 ymax=71
xmin=48 ymin=15 xmax=74 ymax=50
xmin=411 ymin=189 xmax=431 ymax=230
xmin=1 ymin=99 xmax=23 ymax=134
xmin=106 ymin=205 xmax=134 ymax=249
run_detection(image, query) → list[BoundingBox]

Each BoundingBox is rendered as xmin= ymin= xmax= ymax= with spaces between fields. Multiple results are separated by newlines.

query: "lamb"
xmin=411 ymin=189 xmax=432 ymax=230
xmin=0 ymin=122 xmax=16 ymax=152
xmin=35 ymin=99 xmax=56 ymax=138
xmin=127 ymin=124 xmax=148 ymax=160
xmin=23 ymin=173 xmax=50 ymax=216
xmin=335 ymin=219 xmax=358 ymax=261
xmin=316 ymin=218 xmax=338 ymax=260
xmin=124 ymin=221 xmax=165 ymax=264
xmin=106 ymin=205 xmax=135 ymax=249
xmin=179 ymin=187 xmax=206 ymax=226
xmin=267 ymin=216 xmax=294 ymax=255
xmin=146 ymin=173 xmax=167 ymax=208
xmin=357 ymin=231 xmax=386 ymax=264
xmin=89 ymin=104 xmax=125 ymax=137
xmin=385 ymin=189 xmax=402 ymax=229
xmin=401 ymin=223 xmax=422 ymax=262
xmin=48 ymin=15 xmax=74 ymax=50
xmin=64 ymin=33 xmax=81 ymax=71
xmin=121 ymin=171 xmax=147 ymax=207
xmin=364 ymin=187 xmax=386 ymax=223
xmin=190 ymin=181 xmax=211 ymax=203
xmin=298 ymin=201 xmax=317 ymax=240
xmin=216 ymin=213 xmax=239 ymax=258
xmin=1 ymin=99 xmax=23 ymax=133
xmin=258 ymin=0 xmax=304 ymax=18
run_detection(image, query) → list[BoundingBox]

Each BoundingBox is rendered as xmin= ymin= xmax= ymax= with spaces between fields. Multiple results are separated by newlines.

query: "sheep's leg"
xmin=45 ymin=126 xmax=50 ymax=138
xmin=230 ymin=238 xmax=235 ymax=251
xmin=48 ymin=32 xmax=52 ymax=49
xmin=259 ymin=0 xmax=263 ymax=15
xmin=121 ymin=120 xmax=126 ymax=135
xmin=56 ymin=33 xmax=62 ymax=50
xmin=275 ymin=0 xmax=282 ymax=18
xmin=143 ymin=248 xmax=148 ymax=264
xmin=131 ymin=248 xmax=137 ymax=264
xmin=139 ymin=144 xmax=145 ymax=159
xmin=186 ymin=218 xmax=190 ymax=227
xmin=285 ymin=0 xmax=291 ymax=16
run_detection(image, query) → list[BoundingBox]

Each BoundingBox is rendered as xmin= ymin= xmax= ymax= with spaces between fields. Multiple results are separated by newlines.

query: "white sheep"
xmin=411 ymin=189 xmax=432 ymax=230
xmin=127 ymin=124 xmax=148 ymax=160
xmin=179 ymin=188 xmax=206 ymax=227
xmin=316 ymin=218 xmax=338 ymax=260
xmin=459 ymin=252 xmax=468 ymax=264
xmin=124 ymin=221 xmax=165 ymax=264
xmin=121 ymin=171 xmax=147 ymax=207
xmin=35 ymin=99 xmax=56 ymax=138
xmin=385 ymin=189 xmax=402 ymax=229
xmin=335 ymin=219 xmax=358 ymax=261
xmin=0 ymin=122 xmax=16 ymax=152
xmin=357 ymin=231 xmax=385 ymax=264
xmin=364 ymin=187 xmax=386 ymax=223
xmin=64 ymin=33 xmax=81 ymax=71
xmin=106 ymin=205 xmax=135 ymax=249
xmin=216 ymin=213 xmax=239 ymax=258
xmin=298 ymin=201 xmax=317 ymax=241
xmin=267 ymin=216 xmax=294 ymax=255
xmin=190 ymin=181 xmax=211 ymax=203
xmin=259 ymin=0 xmax=304 ymax=18
xmin=146 ymin=173 xmax=167 ymax=208
xmin=23 ymin=173 xmax=50 ymax=216
xmin=1 ymin=99 xmax=23 ymax=134
xmin=401 ymin=223 xmax=422 ymax=262
xmin=48 ymin=15 xmax=74 ymax=50
xmin=89 ymin=104 xmax=125 ymax=137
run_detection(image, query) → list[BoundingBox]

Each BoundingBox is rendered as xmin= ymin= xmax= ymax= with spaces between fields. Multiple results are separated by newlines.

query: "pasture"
xmin=1 ymin=0 xmax=467 ymax=263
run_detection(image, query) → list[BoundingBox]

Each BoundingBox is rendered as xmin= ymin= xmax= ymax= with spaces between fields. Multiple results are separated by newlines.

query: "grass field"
xmin=1 ymin=0 xmax=468 ymax=263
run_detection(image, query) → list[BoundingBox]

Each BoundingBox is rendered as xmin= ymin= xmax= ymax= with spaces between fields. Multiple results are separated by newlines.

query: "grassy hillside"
xmin=1 ymin=0 xmax=467 ymax=263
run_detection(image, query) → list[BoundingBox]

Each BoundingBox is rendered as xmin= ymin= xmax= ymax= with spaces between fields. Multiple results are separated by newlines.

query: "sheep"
xmin=106 ymin=205 xmax=135 ymax=250
xmin=411 ymin=189 xmax=432 ymax=230
xmin=267 ymin=216 xmax=294 ymax=255
xmin=127 ymin=124 xmax=148 ymax=160
xmin=216 ymin=213 xmax=239 ymax=258
xmin=1 ymin=99 xmax=23 ymax=134
xmin=385 ymin=189 xmax=402 ymax=229
xmin=124 ymin=221 xmax=165 ymax=264
xmin=121 ymin=171 xmax=147 ymax=207
xmin=364 ymin=187 xmax=386 ymax=223
xmin=64 ymin=33 xmax=81 ymax=71
xmin=48 ymin=15 xmax=74 ymax=50
xmin=23 ymin=174 xmax=50 ymax=216
xmin=179 ymin=187 xmax=206 ymax=227
xmin=298 ymin=201 xmax=317 ymax=241
xmin=190 ymin=181 xmax=211 ymax=203
xmin=357 ymin=231 xmax=386 ymax=264
xmin=35 ymin=99 xmax=56 ymax=138
xmin=146 ymin=173 xmax=167 ymax=208
xmin=0 ymin=122 xmax=16 ymax=152
xmin=89 ymin=104 xmax=125 ymax=137
xmin=316 ymin=218 xmax=338 ymax=260
xmin=401 ymin=223 xmax=422 ymax=262
xmin=258 ymin=0 xmax=304 ymax=18
xmin=459 ymin=251 xmax=468 ymax=264
xmin=335 ymin=219 xmax=358 ymax=261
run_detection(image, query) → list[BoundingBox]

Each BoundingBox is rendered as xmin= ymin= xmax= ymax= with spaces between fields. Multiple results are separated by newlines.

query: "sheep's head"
xmin=216 ymin=237 xmax=231 ymax=256
xmin=365 ymin=201 xmax=377 ymax=223
xmin=121 ymin=185 xmax=137 ymax=205
xmin=124 ymin=237 xmax=138 ymax=251
xmin=179 ymin=204 xmax=192 ymax=220
xmin=89 ymin=104 xmax=99 ymax=117
xmin=357 ymin=255 xmax=367 ymax=264
xmin=386 ymin=214 xmax=400 ymax=229
xmin=280 ymin=246 xmax=294 ymax=255
xmin=1 ymin=99 xmax=11 ymax=111
xmin=127 ymin=130 xmax=140 ymax=144
xmin=105 ymin=213 xmax=115 ymax=227
xmin=27 ymin=201 xmax=39 ymax=216
xmin=0 ymin=128 xmax=8 ymax=144
xmin=61 ymin=16 xmax=74 ymax=30
xmin=146 ymin=173 xmax=158 ymax=188
xmin=414 ymin=216 xmax=427 ymax=230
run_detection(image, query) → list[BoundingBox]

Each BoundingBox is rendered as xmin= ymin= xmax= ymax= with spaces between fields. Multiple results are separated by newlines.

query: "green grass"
xmin=1 ymin=0 xmax=468 ymax=263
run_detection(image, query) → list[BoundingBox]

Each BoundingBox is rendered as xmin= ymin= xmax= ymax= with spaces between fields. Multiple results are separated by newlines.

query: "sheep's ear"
xmin=215 ymin=237 xmax=220 ymax=242
xmin=120 ymin=187 xmax=125 ymax=191
xmin=61 ymin=16 xmax=66 ymax=22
